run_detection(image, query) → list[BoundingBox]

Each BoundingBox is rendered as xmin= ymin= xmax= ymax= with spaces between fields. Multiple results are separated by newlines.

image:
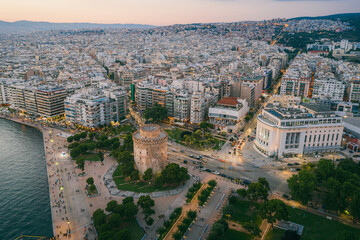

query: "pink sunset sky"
xmin=1 ymin=0 xmax=359 ymax=25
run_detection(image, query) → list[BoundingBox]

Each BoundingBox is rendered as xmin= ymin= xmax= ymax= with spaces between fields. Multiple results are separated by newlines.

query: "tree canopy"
xmin=143 ymin=103 xmax=168 ymax=122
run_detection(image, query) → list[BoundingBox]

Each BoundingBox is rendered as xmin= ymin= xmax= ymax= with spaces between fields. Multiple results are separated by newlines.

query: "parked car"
xmin=213 ymin=171 xmax=220 ymax=175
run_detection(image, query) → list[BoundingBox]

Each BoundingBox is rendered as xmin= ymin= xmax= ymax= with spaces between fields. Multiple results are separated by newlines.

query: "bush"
xmin=86 ymin=177 xmax=94 ymax=185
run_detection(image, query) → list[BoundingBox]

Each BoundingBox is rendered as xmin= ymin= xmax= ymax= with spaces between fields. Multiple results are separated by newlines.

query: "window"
xmin=304 ymin=135 xmax=307 ymax=142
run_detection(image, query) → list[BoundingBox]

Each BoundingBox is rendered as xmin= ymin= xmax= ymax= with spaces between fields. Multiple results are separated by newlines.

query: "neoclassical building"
xmin=254 ymin=103 xmax=344 ymax=158
xmin=132 ymin=124 xmax=168 ymax=176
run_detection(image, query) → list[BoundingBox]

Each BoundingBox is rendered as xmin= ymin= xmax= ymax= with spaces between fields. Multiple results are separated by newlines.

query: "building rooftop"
xmin=218 ymin=97 xmax=239 ymax=106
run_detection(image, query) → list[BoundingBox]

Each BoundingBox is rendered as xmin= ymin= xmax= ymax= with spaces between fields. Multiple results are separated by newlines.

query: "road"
xmin=167 ymin=140 xmax=290 ymax=195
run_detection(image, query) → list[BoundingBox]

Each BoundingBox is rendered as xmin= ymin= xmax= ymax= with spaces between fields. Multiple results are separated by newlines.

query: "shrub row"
xmin=185 ymin=182 xmax=202 ymax=203
xmin=156 ymin=207 xmax=182 ymax=239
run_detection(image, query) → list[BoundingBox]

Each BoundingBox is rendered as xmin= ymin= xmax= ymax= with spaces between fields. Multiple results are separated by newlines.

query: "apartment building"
xmin=7 ymin=84 xmax=67 ymax=117
xmin=312 ymin=78 xmax=345 ymax=101
xmin=190 ymin=91 xmax=206 ymax=124
xmin=254 ymin=103 xmax=344 ymax=158
xmin=349 ymin=80 xmax=360 ymax=103
xmin=209 ymin=97 xmax=249 ymax=132
xmin=65 ymin=88 xmax=127 ymax=128
xmin=173 ymin=92 xmax=190 ymax=122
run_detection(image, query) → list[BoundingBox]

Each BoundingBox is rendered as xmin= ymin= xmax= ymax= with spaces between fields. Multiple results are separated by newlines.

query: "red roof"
xmin=218 ymin=97 xmax=239 ymax=106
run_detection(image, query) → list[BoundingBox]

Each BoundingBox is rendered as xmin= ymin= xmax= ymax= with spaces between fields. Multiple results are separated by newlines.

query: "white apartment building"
xmin=209 ymin=97 xmax=249 ymax=132
xmin=349 ymin=80 xmax=360 ymax=103
xmin=173 ymin=92 xmax=190 ymax=122
xmin=254 ymin=103 xmax=344 ymax=158
xmin=65 ymin=88 xmax=126 ymax=128
xmin=280 ymin=77 xmax=311 ymax=98
xmin=312 ymin=78 xmax=345 ymax=101
xmin=190 ymin=91 xmax=206 ymax=124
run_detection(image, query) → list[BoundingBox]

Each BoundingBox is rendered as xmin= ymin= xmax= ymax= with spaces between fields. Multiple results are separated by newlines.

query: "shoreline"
xmin=0 ymin=115 xmax=56 ymax=237
xmin=0 ymin=115 xmax=98 ymax=240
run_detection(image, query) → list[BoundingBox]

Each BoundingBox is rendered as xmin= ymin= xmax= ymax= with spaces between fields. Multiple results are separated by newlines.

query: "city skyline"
xmin=1 ymin=0 xmax=360 ymax=25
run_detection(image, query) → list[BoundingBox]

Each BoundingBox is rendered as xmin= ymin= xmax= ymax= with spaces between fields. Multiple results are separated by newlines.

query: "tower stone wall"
xmin=132 ymin=124 xmax=168 ymax=176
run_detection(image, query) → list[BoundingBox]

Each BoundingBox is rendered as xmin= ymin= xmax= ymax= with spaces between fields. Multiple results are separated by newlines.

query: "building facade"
xmin=254 ymin=104 xmax=344 ymax=158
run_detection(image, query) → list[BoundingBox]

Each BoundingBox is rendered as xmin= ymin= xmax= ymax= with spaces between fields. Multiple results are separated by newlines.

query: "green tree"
xmin=89 ymin=132 xmax=96 ymax=140
xmin=106 ymin=200 xmax=119 ymax=213
xmin=287 ymin=170 xmax=317 ymax=204
xmin=143 ymin=168 xmax=153 ymax=181
xmin=145 ymin=216 xmax=154 ymax=226
xmin=124 ymin=202 xmax=139 ymax=219
xmin=67 ymin=136 xmax=74 ymax=143
xmin=223 ymin=204 xmax=235 ymax=217
xmin=208 ymin=179 xmax=217 ymax=188
xmin=349 ymin=190 xmax=360 ymax=221
xmin=80 ymin=132 xmax=87 ymax=139
xmin=137 ymin=195 xmax=155 ymax=209
xmin=130 ymin=170 xmax=140 ymax=181
xmin=259 ymin=199 xmax=289 ymax=228
xmin=93 ymin=209 xmax=107 ymax=227
xmin=155 ymin=163 xmax=189 ymax=187
xmin=97 ymin=152 xmax=104 ymax=162
xmin=323 ymin=177 xmax=346 ymax=212
xmin=143 ymin=103 xmax=168 ymax=122
xmin=109 ymin=214 xmax=122 ymax=228
xmin=86 ymin=177 xmax=94 ymax=185
xmin=237 ymin=188 xmax=247 ymax=199
xmin=229 ymin=195 xmax=237 ymax=204
xmin=76 ymin=157 xmax=85 ymax=171
xmin=89 ymin=184 xmax=96 ymax=192
xmin=316 ymin=159 xmax=335 ymax=182
xmin=114 ymin=229 xmax=131 ymax=240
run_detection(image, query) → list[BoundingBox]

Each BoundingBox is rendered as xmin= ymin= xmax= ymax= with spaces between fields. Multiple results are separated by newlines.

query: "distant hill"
xmin=0 ymin=20 xmax=154 ymax=34
xmin=290 ymin=12 xmax=360 ymax=21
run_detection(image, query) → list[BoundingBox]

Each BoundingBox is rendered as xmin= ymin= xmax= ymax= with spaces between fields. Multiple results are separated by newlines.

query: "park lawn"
xmin=122 ymin=218 xmax=144 ymax=240
xmin=266 ymin=207 xmax=360 ymax=240
xmin=81 ymin=152 xmax=100 ymax=161
xmin=231 ymin=200 xmax=262 ymax=227
xmin=165 ymin=127 xmax=226 ymax=150
xmin=164 ymin=128 xmax=183 ymax=142
xmin=265 ymin=228 xmax=286 ymax=240
xmin=222 ymin=229 xmax=253 ymax=240
xmin=213 ymin=139 xmax=225 ymax=150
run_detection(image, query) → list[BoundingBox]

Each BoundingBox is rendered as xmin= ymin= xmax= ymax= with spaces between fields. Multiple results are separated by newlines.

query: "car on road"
xmin=350 ymin=150 xmax=354 ymax=154
xmin=294 ymin=162 xmax=300 ymax=165
xmin=213 ymin=171 xmax=220 ymax=175
xmin=183 ymin=160 xmax=188 ymax=164
xmin=189 ymin=155 xmax=194 ymax=158
xmin=287 ymin=163 xmax=293 ymax=166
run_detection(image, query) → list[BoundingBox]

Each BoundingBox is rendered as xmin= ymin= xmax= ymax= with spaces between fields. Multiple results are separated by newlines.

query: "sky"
xmin=0 ymin=0 xmax=360 ymax=26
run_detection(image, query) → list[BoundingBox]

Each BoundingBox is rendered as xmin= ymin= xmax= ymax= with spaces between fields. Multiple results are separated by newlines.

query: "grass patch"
xmin=230 ymin=200 xmax=262 ymax=228
xmin=213 ymin=139 xmax=225 ymax=150
xmin=86 ymin=184 xmax=98 ymax=195
xmin=265 ymin=228 xmax=286 ymax=240
xmin=80 ymin=152 xmax=100 ymax=161
xmin=223 ymin=229 xmax=253 ymax=240
xmin=123 ymin=218 xmax=144 ymax=240
xmin=266 ymin=207 xmax=360 ymax=240
xmin=112 ymin=165 xmax=175 ymax=193
xmin=165 ymin=127 xmax=225 ymax=151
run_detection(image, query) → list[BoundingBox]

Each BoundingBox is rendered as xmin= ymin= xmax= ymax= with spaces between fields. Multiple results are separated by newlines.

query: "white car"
xmin=213 ymin=171 xmax=220 ymax=175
